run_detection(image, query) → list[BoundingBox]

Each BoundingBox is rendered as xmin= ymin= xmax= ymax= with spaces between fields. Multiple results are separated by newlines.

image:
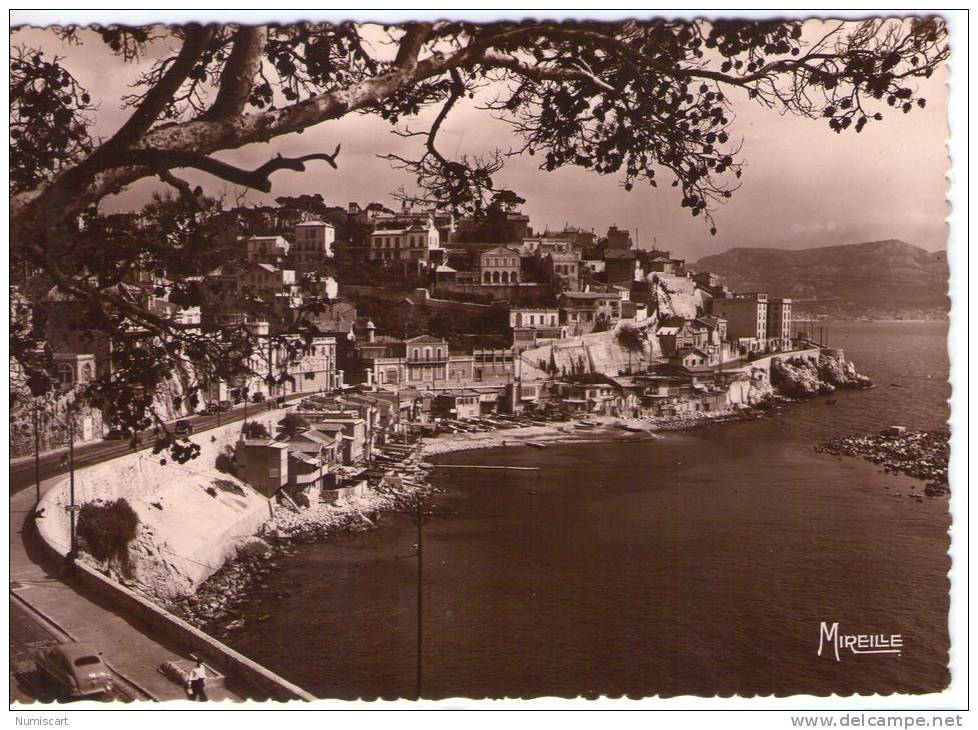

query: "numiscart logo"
xmin=817 ymin=622 xmax=903 ymax=661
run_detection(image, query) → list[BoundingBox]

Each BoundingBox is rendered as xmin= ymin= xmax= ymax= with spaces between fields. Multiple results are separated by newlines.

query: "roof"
xmin=295 ymin=219 xmax=333 ymax=228
xmin=561 ymin=291 xmax=615 ymax=301
xmin=242 ymin=439 xmax=287 ymax=449
xmin=405 ymin=335 xmax=447 ymax=345
xmin=434 ymin=264 xmax=457 ymax=273
xmin=696 ymin=316 xmax=725 ymax=328
xmin=482 ymin=246 xmax=521 ymax=256
xmin=605 ymin=250 xmax=637 ymax=260
xmin=673 ymin=347 xmax=711 ymax=358
xmin=436 ymin=389 xmax=481 ymax=398
xmin=289 ymin=430 xmax=335 ymax=445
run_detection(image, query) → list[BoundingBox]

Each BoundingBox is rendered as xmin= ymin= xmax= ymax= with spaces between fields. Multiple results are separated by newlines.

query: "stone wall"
xmin=37 ymin=410 xmax=284 ymax=600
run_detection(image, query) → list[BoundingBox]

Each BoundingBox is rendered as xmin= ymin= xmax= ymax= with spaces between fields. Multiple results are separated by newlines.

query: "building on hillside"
xmin=766 ymin=297 xmax=793 ymax=350
xmin=236 ymin=440 xmax=290 ymax=497
xmin=657 ymin=317 xmax=710 ymax=357
xmin=667 ymin=346 xmax=720 ymax=372
xmin=432 ymin=390 xmax=481 ymax=420
xmin=605 ymin=249 xmax=639 ymax=286
xmin=246 ymin=235 xmax=290 ymax=266
xmin=292 ymin=220 xmax=335 ymax=273
xmin=605 ymin=225 xmax=633 ymax=250
xmin=478 ymin=246 xmax=522 ymax=285
xmin=53 ymin=353 xmax=97 ymax=392
xmin=510 ymin=306 xmax=567 ymax=350
xmin=710 ymin=293 xmax=768 ymax=341
xmin=559 ymin=290 xmax=624 ymax=335
xmin=695 ymin=315 xmax=728 ymax=346
xmin=647 ymin=255 xmax=683 ymax=275
xmin=369 ymin=203 xmax=456 ymax=244
xmin=691 ymin=271 xmax=722 ymax=289
xmin=236 ymin=262 xmax=296 ymax=299
xmin=456 ymin=210 xmax=530 ymax=242
xmin=545 ymin=251 xmax=582 ymax=292
xmin=447 ymin=355 xmax=475 ymax=383
xmin=472 ymin=348 xmax=515 ymax=383
xmin=369 ymin=221 xmax=441 ymax=266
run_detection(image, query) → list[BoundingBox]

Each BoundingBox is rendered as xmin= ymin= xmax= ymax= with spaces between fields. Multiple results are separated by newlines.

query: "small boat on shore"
xmin=527 ymin=442 xmax=548 ymax=449
xmin=575 ymin=421 xmax=598 ymax=430
xmin=619 ymin=424 xmax=645 ymax=433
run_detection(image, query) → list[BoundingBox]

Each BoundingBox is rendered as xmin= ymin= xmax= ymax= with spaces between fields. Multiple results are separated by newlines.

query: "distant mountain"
xmin=692 ymin=239 xmax=949 ymax=318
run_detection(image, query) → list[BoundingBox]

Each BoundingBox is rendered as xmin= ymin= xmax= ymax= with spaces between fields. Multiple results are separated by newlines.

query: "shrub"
xmin=77 ymin=499 xmax=139 ymax=566
xmin=242 ymin=421 xmax=270 ymax=439
xmin=215 ymin=447 xmax=238 ymax=477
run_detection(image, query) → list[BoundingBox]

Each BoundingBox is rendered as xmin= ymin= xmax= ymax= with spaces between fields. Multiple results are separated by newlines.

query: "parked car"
xmin=251 ymin=392 xmax=266 ymax=403
xmin=35 ymin=642 xmax=113 ymax=699
xmin=217 ymin=400 xmax=233 ymax=412
xmin=103 ymin=428 xmax=125 ymax=440
xmin=174 ymin=420 xmax=194 ymax=436
xmin=202 ymin=402 xmax=219 ymax=416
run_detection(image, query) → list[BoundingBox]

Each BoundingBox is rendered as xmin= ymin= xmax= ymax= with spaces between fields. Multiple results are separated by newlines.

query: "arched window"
xmin=424 ymin=347 xmax=431 ymax=360
xmin=386 ymin=368 xmax=399 ymax=383
xmin=492 ymin=270 xmax=500 ymax=284
xmin=483 ymin=271 xmax=491 ymax=284
xmin=501 ymin=271 xmax=510 ymax=284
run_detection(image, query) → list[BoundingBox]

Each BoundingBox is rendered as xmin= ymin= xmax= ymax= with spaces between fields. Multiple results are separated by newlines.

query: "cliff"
xmin=770 ymin=349 xmax=873 ymax=398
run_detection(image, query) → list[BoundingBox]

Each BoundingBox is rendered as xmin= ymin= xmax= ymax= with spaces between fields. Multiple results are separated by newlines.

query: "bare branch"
xmin=101 ymin=146 xmax=341 ymax=193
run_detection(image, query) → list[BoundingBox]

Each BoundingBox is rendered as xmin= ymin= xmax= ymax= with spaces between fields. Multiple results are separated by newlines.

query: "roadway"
xmin=9 ymin=596 xmax=151 ymax=704
xmin=9 ymin=396 xmax=302 ymax=496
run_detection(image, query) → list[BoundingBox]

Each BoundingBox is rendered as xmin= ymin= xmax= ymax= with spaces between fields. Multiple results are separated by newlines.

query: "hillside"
xmin=692 ymin=239 xmax=949 ymax=319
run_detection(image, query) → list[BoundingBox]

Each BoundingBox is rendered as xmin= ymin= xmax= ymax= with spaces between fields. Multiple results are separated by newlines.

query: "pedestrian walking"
xmin=59 ymin=454 xmax=68 ymax=470
xmin=186 ymin=658 xmax=208 ymax=701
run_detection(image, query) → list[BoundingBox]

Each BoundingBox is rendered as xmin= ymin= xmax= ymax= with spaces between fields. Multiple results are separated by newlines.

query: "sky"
xmin=12 ymin=19 xmax=950 ymax=262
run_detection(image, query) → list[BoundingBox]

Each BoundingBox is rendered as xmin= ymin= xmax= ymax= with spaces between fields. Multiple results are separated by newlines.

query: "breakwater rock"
xmin=771 ymin=350 xmax=873 ymax=398
xmin=815 ymin=429 xmax=949 ymax=495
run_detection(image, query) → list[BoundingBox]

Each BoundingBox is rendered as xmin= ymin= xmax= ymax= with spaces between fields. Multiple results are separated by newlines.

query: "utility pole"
xmin=33 ymin=404 xmax=41 ymax=505
xmin=68 ymin=413 xmax=77 ymax=557
xmin=416 ymin=492 xmax=424 ymax=701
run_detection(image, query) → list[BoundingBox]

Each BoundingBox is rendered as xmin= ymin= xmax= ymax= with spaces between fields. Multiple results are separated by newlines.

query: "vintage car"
xmin=36 ymin=642 xmax=113 ymax=699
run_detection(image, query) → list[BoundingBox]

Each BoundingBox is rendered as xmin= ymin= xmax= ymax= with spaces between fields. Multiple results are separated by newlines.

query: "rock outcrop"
xmin=771 ymin=350 xmax=873 ymax=398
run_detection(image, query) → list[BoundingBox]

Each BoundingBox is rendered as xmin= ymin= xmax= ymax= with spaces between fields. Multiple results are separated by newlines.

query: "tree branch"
xmin=100 ymin=24 xmax=216 ymax=154
xmin=203 ymin=25 xmax=268 ymax=120
xmin=109 ymin=146 xmax=341 ymax=193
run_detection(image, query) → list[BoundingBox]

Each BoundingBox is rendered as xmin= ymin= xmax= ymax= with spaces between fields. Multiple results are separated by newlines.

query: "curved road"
xmin=9 ymin=397 xmax=300 ymax=495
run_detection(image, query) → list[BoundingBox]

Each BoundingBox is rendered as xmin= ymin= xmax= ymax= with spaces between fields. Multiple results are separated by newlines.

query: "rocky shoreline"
xmin=170 ymin=480 xmax=430 ymax=634
xmin=814 ymin=429 xmax=950 ymax=496
xmin=771 ymin=349 xmax=874 ymax=398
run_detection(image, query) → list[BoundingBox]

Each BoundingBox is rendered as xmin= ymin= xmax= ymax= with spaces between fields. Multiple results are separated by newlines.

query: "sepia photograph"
xmin=7 ymin=8 xmax=965 ymax=717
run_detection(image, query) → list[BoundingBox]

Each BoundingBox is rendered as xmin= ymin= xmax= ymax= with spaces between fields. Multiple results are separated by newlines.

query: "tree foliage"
xmin=9 ymin=17 xmax=948 ymax=452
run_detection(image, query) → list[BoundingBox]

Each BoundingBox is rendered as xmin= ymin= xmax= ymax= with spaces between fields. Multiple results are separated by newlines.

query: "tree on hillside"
xmin=615 ymin=322 xmax=647 ymax=373
xmin=10 ymin=18 xmax=948 ymax=442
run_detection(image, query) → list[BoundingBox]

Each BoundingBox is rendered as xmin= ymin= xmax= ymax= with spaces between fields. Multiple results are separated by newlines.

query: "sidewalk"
xmin=9 ymin=478 xmax=245 ymax=703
